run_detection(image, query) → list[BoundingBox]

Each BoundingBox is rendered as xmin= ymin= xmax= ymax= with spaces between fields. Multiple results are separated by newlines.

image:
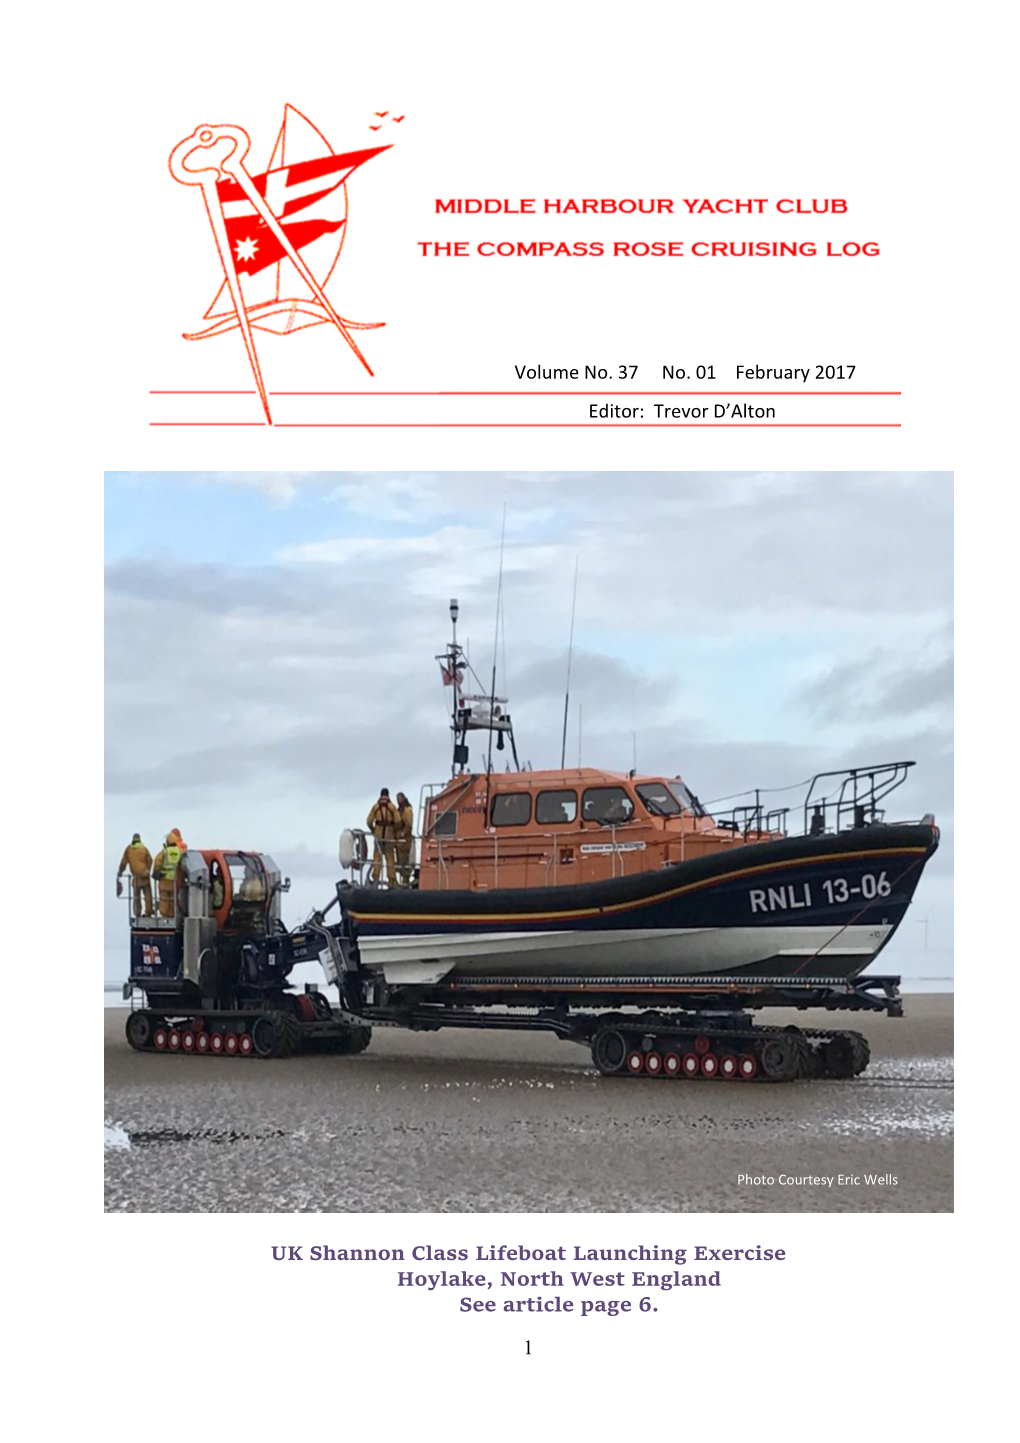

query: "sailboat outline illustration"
xmin=169 ymin=104 xmax=394 ymax=424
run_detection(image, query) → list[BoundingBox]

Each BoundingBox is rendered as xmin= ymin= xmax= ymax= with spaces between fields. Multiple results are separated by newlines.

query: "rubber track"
xmin=596 ymin=1017 xmax=869 ymax=1081
xmin=125 ymin=1011 xmax=368 ymax=1059
xmin=127 ymin=1011 xmax=296 ymax=1058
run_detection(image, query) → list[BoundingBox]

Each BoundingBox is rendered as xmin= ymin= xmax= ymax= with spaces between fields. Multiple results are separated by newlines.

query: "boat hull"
xmin=344 ymin=822 xmax=938 ymax=987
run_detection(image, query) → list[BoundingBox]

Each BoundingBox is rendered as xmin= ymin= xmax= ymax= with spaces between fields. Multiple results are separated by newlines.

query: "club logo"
xmin=169 ymin=104 xmax=399 ymax=424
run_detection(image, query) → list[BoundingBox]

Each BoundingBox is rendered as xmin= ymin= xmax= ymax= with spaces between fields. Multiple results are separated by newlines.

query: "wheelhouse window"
xmin=672 ymin=780 xmax=706 ymax=816
xmin=491 ymin=792 xmax=532 ymax=827
xmin=536 ymin=789 xmax=578 ymax=825
xmin=636 ymin=782 xmax=682 ymax=817
xmin=581 ymin=786 xmax=635 ymax=824
xmin=431 ymin=809 xmax=457 ymax=837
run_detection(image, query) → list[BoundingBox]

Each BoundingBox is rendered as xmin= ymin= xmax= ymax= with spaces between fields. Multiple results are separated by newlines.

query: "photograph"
xmin=104 ymin=469 xmax=953 ymax=1212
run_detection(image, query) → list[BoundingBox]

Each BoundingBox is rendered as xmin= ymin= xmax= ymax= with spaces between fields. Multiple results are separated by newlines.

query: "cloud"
xmin=800 ymin=638 xmax=953 ymax=721
xmin=512 ymin=648 xmax=681 ymax=722
xmin=270 ymin=471 xmax=954 ymax=632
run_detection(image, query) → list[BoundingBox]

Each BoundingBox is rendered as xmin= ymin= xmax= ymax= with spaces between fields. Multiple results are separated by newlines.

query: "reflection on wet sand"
xmin=105 ymin=994 xmax=953 ymax=1213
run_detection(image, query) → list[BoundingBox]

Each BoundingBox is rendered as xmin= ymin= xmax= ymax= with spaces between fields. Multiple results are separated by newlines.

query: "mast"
xmin=440 ymin=597 xmax=465 ymax=776
xmin=449 ymin=598 xmax=461 ymax=773
xmin=437 ymin=596 xmax=518 ymax=777
xmin=486 ymin=508 xmax=508 ymax=777
xmin=560 ymin=556 xmax=579 ymax=768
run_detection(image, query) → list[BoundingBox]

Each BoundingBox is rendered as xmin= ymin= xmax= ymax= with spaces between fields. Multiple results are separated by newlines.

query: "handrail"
xmin=435 ymin=835 xmax=450 ymax=889
xmin=119 ymin=869 xmax=178 ymax=925
xmin=803 ymin=761 xmax=915 ymax=834
xmin=419 ymin=775 xmax=477 ymax=839
xmin=422 ymin=828 xmax=579 ymax=891
xmin=711 ymin=761 xmax=916 ymax=840
xmin=713 ymin=796 xmax=790 ymax=840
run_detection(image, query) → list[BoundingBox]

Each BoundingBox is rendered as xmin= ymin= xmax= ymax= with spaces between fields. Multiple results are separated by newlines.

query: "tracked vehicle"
xmin=123 ymin=849 xmax=369 ymax=1058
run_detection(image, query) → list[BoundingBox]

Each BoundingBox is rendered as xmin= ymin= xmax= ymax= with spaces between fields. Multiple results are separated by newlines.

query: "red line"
xmin=148 ymin=421 xmax=268 ymax=427
xmin=272 ymin=389 xmax=901 ymax=397
xmin=150 ymin=389 xmax=900 ymax=397
xmin=270 ymin=422 xmax=901 ymax=428
xmin=271 ymin=391 xmax=901 ymax=397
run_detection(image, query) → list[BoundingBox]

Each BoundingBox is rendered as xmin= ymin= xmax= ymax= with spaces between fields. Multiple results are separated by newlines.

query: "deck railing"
xmin=712 ymin=761 xmax=917 ymax=841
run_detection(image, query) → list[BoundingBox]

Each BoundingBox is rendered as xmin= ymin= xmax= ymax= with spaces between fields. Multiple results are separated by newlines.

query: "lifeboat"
xmin=338 ymin=602 xmax=939 ymax=989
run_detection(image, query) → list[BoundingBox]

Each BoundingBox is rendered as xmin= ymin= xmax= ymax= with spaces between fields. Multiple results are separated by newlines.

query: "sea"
xmin=104 ymin=944 xmax=953 ymax=1006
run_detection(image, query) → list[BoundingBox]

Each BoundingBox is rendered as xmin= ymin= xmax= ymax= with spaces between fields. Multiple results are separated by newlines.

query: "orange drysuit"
xmin=118 ymin=839 xmax=153 ymax=917
xmin=394 ymin=799 xmax=415 ymax=886
xmin=366 ymin=796 xmax=399 ymax=886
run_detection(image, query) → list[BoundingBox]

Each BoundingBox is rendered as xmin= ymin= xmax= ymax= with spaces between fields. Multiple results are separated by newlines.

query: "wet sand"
xmin=105 ymin=995 xmax=953 ymax=1213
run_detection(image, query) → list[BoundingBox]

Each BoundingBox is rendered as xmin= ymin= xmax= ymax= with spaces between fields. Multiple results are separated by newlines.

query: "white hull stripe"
xmin=362 ymin=924 xmax=892 ymax=985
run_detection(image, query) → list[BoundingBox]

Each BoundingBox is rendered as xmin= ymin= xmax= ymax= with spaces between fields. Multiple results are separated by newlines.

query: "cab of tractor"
xmin=203 ymin=849 xmax=287 ymax=937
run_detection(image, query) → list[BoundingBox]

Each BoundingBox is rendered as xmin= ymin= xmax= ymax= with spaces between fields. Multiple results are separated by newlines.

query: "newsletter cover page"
xmin=14 ymin=0 xmax=996 ymax=1434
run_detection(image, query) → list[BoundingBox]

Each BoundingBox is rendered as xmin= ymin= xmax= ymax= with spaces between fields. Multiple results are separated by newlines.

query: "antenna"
xmin=501 ymin=576 xmax=508 ymax=697
xmin=486 ymin=506 xmax=508 ymax=777
xmin=560 ymin=556 xmax=579 ymax=768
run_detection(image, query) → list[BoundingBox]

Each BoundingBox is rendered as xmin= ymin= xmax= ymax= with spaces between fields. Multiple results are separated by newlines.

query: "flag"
xmin=223 ymin=215 xmax=346 ymax=277
xmin=216 ymin=146 xmax=391 ymax=278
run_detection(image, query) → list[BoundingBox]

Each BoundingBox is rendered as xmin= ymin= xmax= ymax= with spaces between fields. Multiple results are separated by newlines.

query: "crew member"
xmin=152 ymin=832 xmax=183 ymax=918
xmin=395 ymin=791 xmax=415 ymax=887
xmin=366 ymin=787 xmax=399 ymax=886
xmin=239 ymin=859 xmax=264 ymax=901
xmin=168 ymin=828 xmax=188 ymax=853
xmin=117 ymin=833 xmax=153 ymax=917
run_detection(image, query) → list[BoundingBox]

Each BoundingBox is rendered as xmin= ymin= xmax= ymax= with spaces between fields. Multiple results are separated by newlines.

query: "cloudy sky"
xmin=104 ymin=471 xmax=953 ymax=981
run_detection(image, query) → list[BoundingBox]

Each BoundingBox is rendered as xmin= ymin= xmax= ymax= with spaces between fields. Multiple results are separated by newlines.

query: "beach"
xmin=105 ymin=994 xmax=953 ymax=1213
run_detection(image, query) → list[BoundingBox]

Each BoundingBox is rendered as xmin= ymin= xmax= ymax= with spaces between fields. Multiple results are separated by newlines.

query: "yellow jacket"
xmin=153 ymin=845 xmax=183 ymax=881
xmin=366 ymin=798 xmax=399 ymax=840
xmin=118 ymin=841 xmax=153 ymax=878
xmin=395 ymin=804 xmax=414 ymax=843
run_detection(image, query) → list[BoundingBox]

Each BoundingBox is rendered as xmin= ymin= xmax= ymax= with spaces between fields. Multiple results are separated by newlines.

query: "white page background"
xmin=7 ymin=0 xmax=1000 ymax=1434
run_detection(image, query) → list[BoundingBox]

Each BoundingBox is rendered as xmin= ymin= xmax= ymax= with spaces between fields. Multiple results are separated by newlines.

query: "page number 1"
xmin=526 ymin=1340 xmax=531 ymax=1355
